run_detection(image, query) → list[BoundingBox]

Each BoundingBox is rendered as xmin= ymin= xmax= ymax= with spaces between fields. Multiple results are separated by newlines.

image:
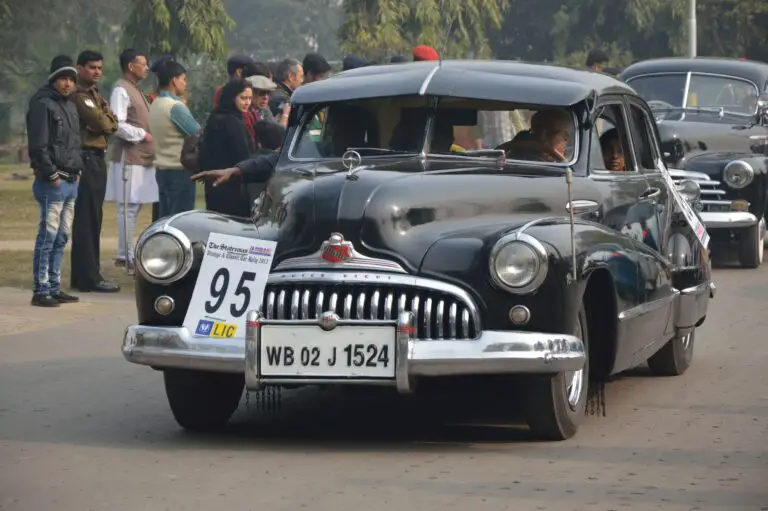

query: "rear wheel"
xmin=737 ymin=219 xmax=764 ymax=269
xmin=163 ymin=369 xmax=244 ymax=432
xmin=647 ymin=329 xmax=695 ymax=377
xmin=524 ymin=305 xmax=589 ymax=441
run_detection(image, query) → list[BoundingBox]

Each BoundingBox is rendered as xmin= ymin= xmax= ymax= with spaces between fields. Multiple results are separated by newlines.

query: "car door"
xmin=588 ymin=97 xmax=674 ymax=372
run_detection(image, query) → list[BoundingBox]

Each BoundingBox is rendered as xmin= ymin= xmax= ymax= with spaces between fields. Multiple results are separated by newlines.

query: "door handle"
xmin=640 ymin=187 xmax=661 ymax=200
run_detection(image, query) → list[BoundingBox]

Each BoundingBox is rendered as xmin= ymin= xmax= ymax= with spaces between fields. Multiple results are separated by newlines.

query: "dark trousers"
xmin=152 ymin=201 xmax=159 ymax=222
xmin=70 ymin=148 xmax=107 ymax=288
xmin=156 ymin=168 xmax=197 ymax=219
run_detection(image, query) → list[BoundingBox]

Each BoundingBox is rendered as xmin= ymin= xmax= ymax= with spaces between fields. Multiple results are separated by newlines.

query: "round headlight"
xmin=677 ymin=179 xmax=701 ymax=202
xmin=490 ymin=233 xmax=548 ymax=293
xmin=139 ymin=233 xmax=184 ymax=280
xmin=723 ymin=160 xmax=754 ymax=189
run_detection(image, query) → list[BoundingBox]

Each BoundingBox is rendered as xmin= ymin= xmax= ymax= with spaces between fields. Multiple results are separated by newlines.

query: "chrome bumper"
xmin=243 ymin=311 xmax=585 ymax=394
xmin=121 ymin=313 xmax=587 ymax=392
xmin=699 ymin=211 xmax=758 ymax=229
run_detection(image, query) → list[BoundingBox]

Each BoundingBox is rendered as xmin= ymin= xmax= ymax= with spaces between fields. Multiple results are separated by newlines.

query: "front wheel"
xmin=163 ymin=369 xmax=244 ymax=432
xmin=737 ymin=219 xmax=764 ymax=269
xmin=523 ymin=305 xmax=589 ymax=441
xmin=647 ymin=329 xmax=695 ymax=377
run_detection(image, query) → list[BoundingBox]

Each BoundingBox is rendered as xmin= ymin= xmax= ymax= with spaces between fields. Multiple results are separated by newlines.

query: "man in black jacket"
xmin=27 ymin=55 xmax=83 ymax=307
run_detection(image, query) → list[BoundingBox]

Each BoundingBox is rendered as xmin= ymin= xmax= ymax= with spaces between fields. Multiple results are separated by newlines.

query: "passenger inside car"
xmin=600 ymin=128 xmax=626 ymax=171
xmin=496 ymin=108 xmax=573 ymax=162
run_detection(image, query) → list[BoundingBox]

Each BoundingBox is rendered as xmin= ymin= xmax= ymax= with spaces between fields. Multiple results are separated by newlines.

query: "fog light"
xmin=731 ymin=199 xmax=750 ymax=212
xmin=154 ymin=295 xmax=175 ymax=316
xmin=508 ymin=305 xmax=531 ymax=325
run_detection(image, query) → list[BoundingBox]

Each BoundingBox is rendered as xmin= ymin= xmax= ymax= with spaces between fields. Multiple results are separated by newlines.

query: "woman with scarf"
xmin=198 ymin=78 xmax=256 ymax=217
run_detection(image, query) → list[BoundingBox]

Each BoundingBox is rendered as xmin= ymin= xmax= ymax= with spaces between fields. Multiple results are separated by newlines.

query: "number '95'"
xmin=204 ymin=268 xmax=255 ymax=318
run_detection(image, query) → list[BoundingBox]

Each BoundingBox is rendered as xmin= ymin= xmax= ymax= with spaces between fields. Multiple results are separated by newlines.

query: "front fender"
xmin=135 ymin=210 xmax=271 ymax=326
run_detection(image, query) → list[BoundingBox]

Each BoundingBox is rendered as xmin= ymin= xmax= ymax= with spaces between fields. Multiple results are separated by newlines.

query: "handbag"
xmin=180 ymin=130 xmax=203 ymax=172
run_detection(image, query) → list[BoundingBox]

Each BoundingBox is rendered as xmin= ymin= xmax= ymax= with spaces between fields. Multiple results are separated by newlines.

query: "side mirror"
xmin=757 ymin=92 xmax=768 ymax=126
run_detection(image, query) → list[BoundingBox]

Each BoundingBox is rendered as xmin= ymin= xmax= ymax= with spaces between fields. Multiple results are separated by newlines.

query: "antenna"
xmin=438 ymin=16 xmax=456 ymax=66
xmin=566 ymin=166 xmax=577 ymax=283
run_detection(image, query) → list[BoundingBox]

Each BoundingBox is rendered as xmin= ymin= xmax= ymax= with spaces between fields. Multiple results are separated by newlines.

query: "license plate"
xmin=259 ymin=325 xmax=396 ymax=379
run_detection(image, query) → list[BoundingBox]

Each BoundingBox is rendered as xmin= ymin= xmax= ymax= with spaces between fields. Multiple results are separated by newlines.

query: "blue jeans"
xmin=33 ymin=178 xmax=79 ymax=295
xmin=156 ymin=169 xmax=196 ymax=219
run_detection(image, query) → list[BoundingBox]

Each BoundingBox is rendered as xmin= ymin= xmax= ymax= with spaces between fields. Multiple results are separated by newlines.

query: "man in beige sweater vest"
xmin=148 ymin=60 xmax=201 ymax=219
xmin=105 ymin=49 xmax=158 ymax=276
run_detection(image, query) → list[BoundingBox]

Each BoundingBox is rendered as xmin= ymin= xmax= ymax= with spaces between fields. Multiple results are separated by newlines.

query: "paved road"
xmin=0 ymin=261 xmax=767 ymax=511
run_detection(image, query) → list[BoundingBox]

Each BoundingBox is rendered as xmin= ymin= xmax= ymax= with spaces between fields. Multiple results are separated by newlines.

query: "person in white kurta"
xmin=105 ymin=52 xmax=159 ymax=273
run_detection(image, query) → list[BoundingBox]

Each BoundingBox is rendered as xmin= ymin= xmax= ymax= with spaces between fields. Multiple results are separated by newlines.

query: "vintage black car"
xmin=122 ymin=60 xmax=715 ymax=441
xmin=620 ymin=57 xmax=768 ymax=268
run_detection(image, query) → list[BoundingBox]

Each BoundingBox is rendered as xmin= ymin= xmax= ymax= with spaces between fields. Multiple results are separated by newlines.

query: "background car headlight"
xmin=677 ymin=179 xmax=701 ymax=203
xmin=139 ymin=233 xmax=184 ymax=280
xmin=723 ymin=160 xmax=754 ymax=189
xmin=489 ymin=233 xmax=548 ymax=293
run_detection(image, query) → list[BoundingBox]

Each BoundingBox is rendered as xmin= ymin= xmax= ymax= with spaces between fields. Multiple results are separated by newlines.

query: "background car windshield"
xmin=628 ymin=73 xmax=759 ymax=115
xmin=290 ymin=96 xmax=577 ymax=165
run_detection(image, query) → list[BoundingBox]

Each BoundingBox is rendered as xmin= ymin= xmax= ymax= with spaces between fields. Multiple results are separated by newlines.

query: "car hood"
xmin=262 ymin=158 xmax=579 ymax=272
xmin=657 ymin=120 xmax=766 ymax=167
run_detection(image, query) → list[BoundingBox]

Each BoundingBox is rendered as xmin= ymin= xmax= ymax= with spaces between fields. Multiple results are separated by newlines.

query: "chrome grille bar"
xmin=261 ymin=273 xmax=481 ymax=340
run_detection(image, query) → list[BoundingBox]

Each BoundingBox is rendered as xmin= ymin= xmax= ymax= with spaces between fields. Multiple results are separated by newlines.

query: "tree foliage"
xmin=225 ymin=0 xmax=342 ymax=60
xmin=338 ymin=0 xmax=509 ymax=61
xmin=121 ymin=0 xmax=234 ymax=59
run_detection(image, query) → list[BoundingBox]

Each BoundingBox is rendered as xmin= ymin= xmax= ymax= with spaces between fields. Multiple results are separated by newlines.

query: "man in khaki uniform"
xmin=70 ymin=50 xmax=120 ymax=293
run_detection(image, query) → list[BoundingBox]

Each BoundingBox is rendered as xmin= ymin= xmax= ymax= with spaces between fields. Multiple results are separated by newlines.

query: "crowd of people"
xmin=24 ymin=43 xmax=452 ymax=307
xmin=24 ymin=42 xmax=619 ymax=308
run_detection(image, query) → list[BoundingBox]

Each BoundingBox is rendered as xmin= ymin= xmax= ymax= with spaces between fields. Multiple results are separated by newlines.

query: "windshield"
xmin=627 ymin=72 xmax=760 ymax=118
xmin=289 ymin=95 xmax=578 ymax=166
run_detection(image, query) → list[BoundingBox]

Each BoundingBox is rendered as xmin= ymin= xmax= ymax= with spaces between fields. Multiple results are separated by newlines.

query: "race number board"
xmin=183 ymin=233 xmax=276 ymax=340
xmin=662 ymin=171 xmax=710 ymax=249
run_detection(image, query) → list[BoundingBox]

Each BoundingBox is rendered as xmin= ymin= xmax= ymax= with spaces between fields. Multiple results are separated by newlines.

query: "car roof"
xmin=290 ymin=59 xmax=636 ymax=107
xmin=620 ymin=57 xmax=768 ymax=86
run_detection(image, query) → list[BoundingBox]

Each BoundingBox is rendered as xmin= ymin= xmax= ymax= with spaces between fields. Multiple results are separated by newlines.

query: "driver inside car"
xmin=496 ymin=109 xmax=573 ymax=162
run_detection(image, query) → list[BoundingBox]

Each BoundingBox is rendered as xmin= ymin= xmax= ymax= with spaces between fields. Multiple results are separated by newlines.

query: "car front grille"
xmin=262 ymin=279 xmax=480 ymax=340
xmin=670 ymin=171 xmax=730 ymax=212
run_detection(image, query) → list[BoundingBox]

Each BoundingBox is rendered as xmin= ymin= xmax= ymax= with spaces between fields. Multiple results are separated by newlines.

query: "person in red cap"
xmin=412 ymin=45 xmax=440 ymax=61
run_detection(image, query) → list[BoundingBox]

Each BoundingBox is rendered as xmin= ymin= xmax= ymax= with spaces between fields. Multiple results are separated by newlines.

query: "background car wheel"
xmin=738 ymin=219 xmax=764 ymax=269
xmin=647 ymin=329 xmax=695 ymax=377
xmin=163 ymin=369 xmax=244 ymax=432
xmin=524 ymin=304 xmax=589 ymax=441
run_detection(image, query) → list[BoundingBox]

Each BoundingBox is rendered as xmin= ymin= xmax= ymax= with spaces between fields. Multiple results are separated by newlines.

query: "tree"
xmin=337 ymin=0 xmax=509 ymax=61
xmin=225 ymin=0 xmax=342 ymax=61
xmin=121 ymin=0 xmax=234 ymax=59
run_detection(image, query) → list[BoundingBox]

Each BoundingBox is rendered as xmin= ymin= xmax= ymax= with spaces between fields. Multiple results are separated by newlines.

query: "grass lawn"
xmin=0 ymin=249 xmax=138 ymax=294
xmin=0 ymin=163 xmax=206 ymax=292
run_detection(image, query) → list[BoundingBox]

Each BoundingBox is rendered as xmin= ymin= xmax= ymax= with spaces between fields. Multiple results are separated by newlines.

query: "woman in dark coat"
xmin=198 ymin=78 xmax=256 ymax=217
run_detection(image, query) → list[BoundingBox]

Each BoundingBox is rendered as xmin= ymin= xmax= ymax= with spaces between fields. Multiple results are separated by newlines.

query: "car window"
xmin=686 ymin=74 xmax=758 ymax=114
xmin=290 ymin=96 xmax=578 ymax=165
xmin=589 ymin=103 xmax=633 ymax=172
xmin=626 ymin=73 xmax=687 ymax=107
xmin=627 ymin=103 xmax=657 ymax=171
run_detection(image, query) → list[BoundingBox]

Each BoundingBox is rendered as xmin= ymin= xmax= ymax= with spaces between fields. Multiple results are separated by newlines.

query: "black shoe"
xmin=52 ymin=291 xmax=80 ymax=303
xmin=91 ymin=281 xmax=121 ymax=293
xmin=31 ymin=293 xmax=61 ymax=307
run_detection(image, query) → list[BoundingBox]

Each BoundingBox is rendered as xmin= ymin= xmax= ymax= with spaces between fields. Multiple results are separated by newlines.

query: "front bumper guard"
xmin=122 ymin=311 xmax=586 ymax=394
xmin=699 ymin=211 xmax=758 ymax=229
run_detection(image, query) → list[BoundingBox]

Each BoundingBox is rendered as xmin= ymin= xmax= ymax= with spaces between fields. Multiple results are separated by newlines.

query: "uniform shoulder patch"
xmin=83 ymin=98 xmax=96 ymax=108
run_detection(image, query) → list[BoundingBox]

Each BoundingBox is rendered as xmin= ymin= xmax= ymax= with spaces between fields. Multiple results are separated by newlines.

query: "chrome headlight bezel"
xmin=723 ymin=160 xmax=754 ymax=189
xmin=135 ymin=223 xmax=193 ymax=285
xmin=489 ymin=232 xmax=549 ymax=294
xmin=676 ymin=179 xmax=701 ymax=203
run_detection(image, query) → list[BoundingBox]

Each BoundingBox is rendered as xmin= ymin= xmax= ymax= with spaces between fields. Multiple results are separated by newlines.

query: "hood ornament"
xmin=342 ymin=150 xmax=363 ymax=180
xmin=321 ymin=233 xmax=353 ymax=263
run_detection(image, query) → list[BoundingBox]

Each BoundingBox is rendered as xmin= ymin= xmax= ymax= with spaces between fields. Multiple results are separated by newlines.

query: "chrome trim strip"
xmin=266 ymin=270 xmax=483 ymax=335
xmin=418 ymin=66 xmax=440 ymax=96
xmin=315 ymin=290 xmax=324 ymax=319
xmin=436 ymin=300 xmax=445 ymax=339
xmin=424 ymin=297 xmax=433 ymax=339
xmin=266 ymin=291 xmax=275 ymax=319
xmin=301 ymin=290 xmax=310 ymax=319
xmin=277 ymin=290 xmax=286 ymax=319
xmin=449 ymin=302 xmax=457 ymax=338
xmin=699 ymin=211 xmax=758 ymax=229
xmin=343 ymin=293 xmax=352 ymax=319
xmin=273 ymin=240 xmax=409 ymax=274
xmin=618 ymin=292 xmax=678 ymax=322
xmin=290 ymin=290 xmax=299 ymax=320
xmin=357 ymin=292 xmax=366 ymax=319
